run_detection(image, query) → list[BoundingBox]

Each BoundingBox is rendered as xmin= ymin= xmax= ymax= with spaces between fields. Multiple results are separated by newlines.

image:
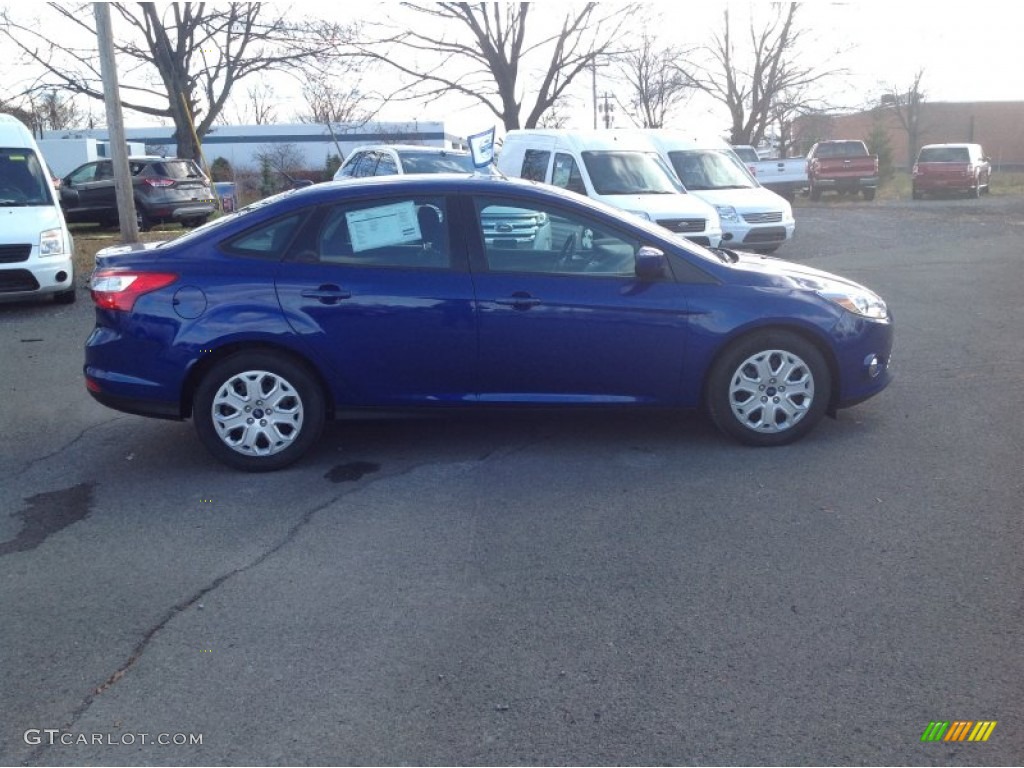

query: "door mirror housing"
xmin=59 ymin=187 xmax=80 ymax=207
xmin=635 ymin=245 xmax=667 ymax=280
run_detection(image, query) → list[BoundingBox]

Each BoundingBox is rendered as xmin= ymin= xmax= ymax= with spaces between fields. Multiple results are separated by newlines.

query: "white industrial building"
xmin=39 ymin=121 xmax=468 ymax=173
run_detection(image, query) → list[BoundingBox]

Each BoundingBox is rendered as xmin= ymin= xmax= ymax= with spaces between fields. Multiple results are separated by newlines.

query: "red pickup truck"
xmin=912 ymin=143 xmax=991 ymax=199
xmin=807 ymin=140 xmax=879 ymax=201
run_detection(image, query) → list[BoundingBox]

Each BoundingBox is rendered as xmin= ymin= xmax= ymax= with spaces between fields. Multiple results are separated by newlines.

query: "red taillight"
xmin=143 ymin=178 xmax=175 ymax=188
xmin=90 ymin=271 xmax=178 ymax=311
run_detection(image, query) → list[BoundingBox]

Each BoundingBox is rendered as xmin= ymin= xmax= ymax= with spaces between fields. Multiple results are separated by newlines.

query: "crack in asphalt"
xmin=12 ymin=416 xmax=129 ymax=477
xmin=24 ymin=442 xmax=532 ymax=764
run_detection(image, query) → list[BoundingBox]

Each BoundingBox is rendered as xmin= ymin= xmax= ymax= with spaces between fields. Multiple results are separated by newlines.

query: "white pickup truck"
xmin=731 ymin=145 xmax=808 ymax=202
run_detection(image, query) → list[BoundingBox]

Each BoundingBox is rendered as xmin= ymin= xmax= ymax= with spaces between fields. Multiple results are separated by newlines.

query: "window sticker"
xmin=346 ymin=201 xmax=421 ymax=252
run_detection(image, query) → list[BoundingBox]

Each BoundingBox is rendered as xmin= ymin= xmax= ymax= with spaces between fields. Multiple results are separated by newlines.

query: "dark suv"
xmin=60 ymin=157 xmax=217 ymax=230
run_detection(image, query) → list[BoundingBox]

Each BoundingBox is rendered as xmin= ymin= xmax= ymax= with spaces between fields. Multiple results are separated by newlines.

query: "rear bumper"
xmin=813 ymin=176 xmax=878 ymax=190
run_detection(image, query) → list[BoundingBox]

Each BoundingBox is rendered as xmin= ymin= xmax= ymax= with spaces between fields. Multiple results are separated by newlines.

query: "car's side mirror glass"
xmin=635 ymin=245 xmax=667 ymax=280
xmin=60 ymin=187 xmax=80 ymax=206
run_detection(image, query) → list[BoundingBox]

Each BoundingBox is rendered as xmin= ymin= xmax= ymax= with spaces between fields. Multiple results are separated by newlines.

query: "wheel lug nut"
xmin=260 ymin=419 xmax=267 ymax=426
xmin=773 ymin=397 xmax=780 ymax=403
xmin=759 ymin=385 xmax=765 ymax=391
xmin=761 ymin=396 xmax=768 ymax=402
xmin=244 ymin=406 xmax=251 ymax=412
xmin=246 ymin=417 xmax=254 ymax=424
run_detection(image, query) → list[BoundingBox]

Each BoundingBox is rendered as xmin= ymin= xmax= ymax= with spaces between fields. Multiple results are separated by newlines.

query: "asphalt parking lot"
xmin=2 ymin=196 xmax=1022 ymax=766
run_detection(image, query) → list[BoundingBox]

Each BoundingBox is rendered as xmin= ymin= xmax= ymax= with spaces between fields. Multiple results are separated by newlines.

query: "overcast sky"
xmin=2 ymin=1 xmax=1021 ymax=139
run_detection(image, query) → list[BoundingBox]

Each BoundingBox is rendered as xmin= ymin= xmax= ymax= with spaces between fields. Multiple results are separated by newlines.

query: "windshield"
xmin=580 ymin=150 xmax=683 ymax=195
xmin=668 ymin=150 xmax=756 ymax=190
xmin=815 ymin=142 xmax=867 ymax=158
xmin=0 ymin=147 xmax=55 ymax=206
xmin=398 ymin=151 xmax=474 ymax=174
xmin=918 ymin=146 xmax=970 ymax=163
xmin=157 ymin=187 xmax=305 ymax=248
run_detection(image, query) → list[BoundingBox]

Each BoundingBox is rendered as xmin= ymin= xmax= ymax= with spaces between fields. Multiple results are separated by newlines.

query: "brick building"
xmin=793 ymin=101 xmax=1024 ymax=170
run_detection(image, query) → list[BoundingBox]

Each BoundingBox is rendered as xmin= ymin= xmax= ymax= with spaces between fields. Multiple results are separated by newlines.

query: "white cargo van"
xmin=0 ymin=114 xmax=76 ymax=303
xmin=497 ymin=129 xmax=722 ymax=248
xmin=642 ymin=130 xmax=795 ymax=253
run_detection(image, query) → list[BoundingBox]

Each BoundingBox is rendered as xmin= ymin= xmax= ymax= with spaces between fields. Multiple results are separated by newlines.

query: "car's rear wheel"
xmin=707 ymin=331 xmax=831 ymax=446
xmin=136 ymin=206 xmax=153 ymax=232
xmin=193 ymin=352 xmax=325 ymax=471
xmin=862 ymin=188 xmax=876 ymax=201
xmin=809 ymin=184 xmax=822 ymax=202
xmin=183 ymin=216 xmax=208 ymax=229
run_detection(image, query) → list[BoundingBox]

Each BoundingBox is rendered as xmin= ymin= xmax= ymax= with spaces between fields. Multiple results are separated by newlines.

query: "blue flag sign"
xmin=468 ymin=127 xmax=496 ymax=168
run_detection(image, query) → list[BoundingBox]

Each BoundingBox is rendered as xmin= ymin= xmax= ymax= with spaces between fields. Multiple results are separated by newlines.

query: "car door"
xmin=464 ymin=194 xmax=692 ymax=405
xmin=274 ymin=192 xmax=479 ymax=406
xmin=64 ymin=161 xmax=109 ymax=217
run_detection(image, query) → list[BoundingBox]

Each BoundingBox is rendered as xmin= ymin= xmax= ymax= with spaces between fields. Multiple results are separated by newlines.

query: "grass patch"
xmin=71 ymin=223 xmax=188 ymax=281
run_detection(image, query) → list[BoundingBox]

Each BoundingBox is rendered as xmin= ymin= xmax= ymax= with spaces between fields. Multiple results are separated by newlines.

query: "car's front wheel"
xmin=193 ymin=352 xmax=325 ymax=471
xmin=706 ymin=331 xmax=831 ymax=446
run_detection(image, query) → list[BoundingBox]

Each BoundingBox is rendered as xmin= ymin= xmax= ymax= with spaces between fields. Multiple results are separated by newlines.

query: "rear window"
xmin=814 ymin=142 xmax=868 ymax=158
xmin=397 ymin=151 xmax=474 ymax=174
xmin=0 ymin=147 xmax=55 ymax=206
xmin=917 ymin=146 xmax=970 ymax=163
xmin=137 ymin=160 xmax=205 ymax=179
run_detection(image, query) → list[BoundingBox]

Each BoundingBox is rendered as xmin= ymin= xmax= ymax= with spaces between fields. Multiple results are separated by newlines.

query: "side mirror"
xmin=635 ymin=245 xmax=667 ymax=280
xmin=60 ymin=187 xmax=80 ymax=207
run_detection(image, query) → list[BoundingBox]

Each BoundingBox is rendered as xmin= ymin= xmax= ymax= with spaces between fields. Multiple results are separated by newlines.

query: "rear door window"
xmin=521 ymin=150 xmax=550 ymax=182
xmin=551 ymin=153 xmax=587 ymax=195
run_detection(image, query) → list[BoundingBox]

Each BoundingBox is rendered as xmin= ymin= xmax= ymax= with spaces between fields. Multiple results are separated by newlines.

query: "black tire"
xmin=912 ymin=188 xmax=923 ymax=200
xmin=862 ymin=188 xmax=876 ymax=201
xmin=193 ymin=352 xmax=326 ymax=471
xmin=136 ymin=206 xmax=153 ymax=232
xmin=971 ymin=180 xmax=982 ymax=199
xmin=706 ymin=330 xmax=831 ymax=447
xmin=53 ymin=286 xmax=76 ymax=305
xmin=183 ymin=216 xmax=208 ymax=229
xmin=809 ymin=185 xmax=822 ymax=202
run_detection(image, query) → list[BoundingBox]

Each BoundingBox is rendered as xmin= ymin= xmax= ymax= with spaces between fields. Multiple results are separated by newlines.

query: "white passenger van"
xmin=0 ymin=114 xmax=76 ymax=303
xmin=641 ymin=130 xmax=795 ymax=253
xmin=497 ymin=129 xmax=722 ymax=248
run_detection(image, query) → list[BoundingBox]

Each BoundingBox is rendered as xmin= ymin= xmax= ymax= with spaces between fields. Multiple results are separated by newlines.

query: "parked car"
xmin=84 ymin=174 xmax=894 ymax=471
xmin=497 ymin=129 xmax=723 ymax=247
xmin=807 ymin=140 xmax=879 ymax=201
xmin=333 ymin=144 xmax=475 ymax=180
xmin=60 ymin=156 xmax=217 ymax=231
xmin=730 ymin=145 xmax=808 ymax=201
xmin=912 ymin=143 xmax=991 ymax=199
xmin=644 ymin=131 xmax=795 ymax=254
xmin=0 ymin=114 xmax=76 ymax=304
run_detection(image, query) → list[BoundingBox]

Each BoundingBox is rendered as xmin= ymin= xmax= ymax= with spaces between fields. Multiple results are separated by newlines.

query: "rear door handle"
xmin=301 ymin=285 xmax=351 ymax=304
xmin=495 ymin=294 xmax=541 ymax=310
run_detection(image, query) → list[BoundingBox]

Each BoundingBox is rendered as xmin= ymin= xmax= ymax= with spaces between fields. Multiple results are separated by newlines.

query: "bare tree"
xmin=682 ymin=4 xmax=839 ymax=146
xmin=617 ymin=31 xmax=692 ymax=129
xmin=0 ymin=4 xmax=359 ymax=160
xmin=295 ymin=80 xmax=377 ymax=127
xmin=889 ymin=69 xmax=927 ymax=168
xmin=353 ymin=2 xmax=637 ymax=130
xmin=31 ymin=89 xmax=83 ymax=131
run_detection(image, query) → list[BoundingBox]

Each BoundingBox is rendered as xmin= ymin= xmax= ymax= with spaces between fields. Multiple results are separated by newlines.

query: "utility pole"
xmin=94 ymin=2 xmax=139 ymax=243
xmin=591 ymin=59 xmax=598 ymax=129
xmin=598 ymin=92 xmax=615 ymax=129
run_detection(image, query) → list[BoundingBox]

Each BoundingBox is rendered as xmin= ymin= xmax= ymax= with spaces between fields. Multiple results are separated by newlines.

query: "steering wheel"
xmin=554 ymin=233 xmax=577 ymax=271
xmin=0 ymin=185 xmax=27 ymax=203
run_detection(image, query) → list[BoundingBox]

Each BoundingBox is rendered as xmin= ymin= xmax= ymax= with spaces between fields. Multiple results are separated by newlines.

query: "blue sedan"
xmin=85 ymin=174 xmax=893 ymax=471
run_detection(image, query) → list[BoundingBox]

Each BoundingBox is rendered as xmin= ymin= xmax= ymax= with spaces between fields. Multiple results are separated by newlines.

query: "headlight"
xmin=623 ymin=210 xmax=651 ymax=221
xmin=39 ymin=228 xmax=66 ymax=257
xmin=715 ymin=205 xmax=739 ymax=222
xmin=818 ymin=288 xmax=888 ymax=319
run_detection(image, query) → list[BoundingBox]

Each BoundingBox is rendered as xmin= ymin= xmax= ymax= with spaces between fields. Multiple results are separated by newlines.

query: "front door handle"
xmin=495 ymin=293 xmax=541 ymax=310
xmin=301 ymin=285 xmax=352 ymax=304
